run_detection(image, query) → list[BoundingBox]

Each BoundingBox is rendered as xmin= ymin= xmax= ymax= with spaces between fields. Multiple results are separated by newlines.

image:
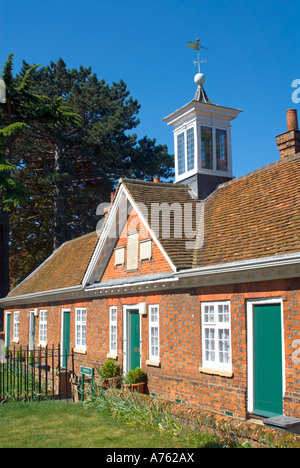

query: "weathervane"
xmin=187 ymin=38 xmax=212 ymax=104
xmin=187 ymin=38 xmax=208 ymax=73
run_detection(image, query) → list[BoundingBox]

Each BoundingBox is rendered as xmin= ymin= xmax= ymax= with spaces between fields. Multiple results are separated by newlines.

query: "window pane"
xmin=219 ymin=329 xmax=230 ymax=364
xmin=186 ymin=128 xmax=195 ymax=171
xmin=177 ymin=132 xmax=186 ymax=175
xmin=201 ymin=127 xmax=213 ymax=169
xmin=204 ymin=305 xmax=215 ymax=323
xmin=149 ymin=306 xmax=159 ymax=360
xmin=216 ymin=129 xmax=228 ymax=171
xmin=204 ymin=328 xmax=215 ymax=362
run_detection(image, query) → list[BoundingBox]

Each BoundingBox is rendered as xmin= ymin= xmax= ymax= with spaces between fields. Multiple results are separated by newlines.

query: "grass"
xmin=0 ymin=400 xmax=221 ymax=448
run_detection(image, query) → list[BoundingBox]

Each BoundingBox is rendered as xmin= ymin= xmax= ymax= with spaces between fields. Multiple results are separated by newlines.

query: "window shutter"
xmin=127 ymin=232 xmax=139 ymax=271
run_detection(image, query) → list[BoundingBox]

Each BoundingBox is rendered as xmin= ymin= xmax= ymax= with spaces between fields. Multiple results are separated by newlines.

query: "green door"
xmin=5 ymin=313 xmax=11 ymax=347
xmin=129 ymin=310 xmax=140 ymax=370
xmin=253 ymin=304 xmax=283 ymax=417
xmin=62 ymin=311 xmax=70 ymax=368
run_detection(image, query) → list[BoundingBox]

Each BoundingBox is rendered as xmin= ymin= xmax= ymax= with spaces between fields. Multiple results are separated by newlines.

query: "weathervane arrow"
xmin=187 ymin=38 xmax=208 ymax=73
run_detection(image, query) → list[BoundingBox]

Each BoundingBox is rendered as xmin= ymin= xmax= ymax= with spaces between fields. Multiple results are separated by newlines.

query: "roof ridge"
xmin=121 ymin=178 xmax=188 ymax=189
xmin=216 ymin=153 xmax=300 ymax=191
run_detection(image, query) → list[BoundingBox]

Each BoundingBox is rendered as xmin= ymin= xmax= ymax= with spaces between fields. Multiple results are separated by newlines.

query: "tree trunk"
xmin=53 ymin=141 xmax=66 ymax=251
xmin=0 ymin=98 xmax=13 ymax=328
xmin=0 ymin=209 xmax=10 ymax=330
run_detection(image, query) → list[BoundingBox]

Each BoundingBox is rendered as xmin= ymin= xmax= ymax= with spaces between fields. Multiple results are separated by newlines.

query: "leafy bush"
xmin=97 ymin=359 xmax=120 ymax=379
xmin=124 ymin=367 xmax=146 ymax=385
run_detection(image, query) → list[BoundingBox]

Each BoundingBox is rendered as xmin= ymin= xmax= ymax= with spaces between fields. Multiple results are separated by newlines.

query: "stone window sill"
xmin=146 ymin=359 xmax=161 ymax=368
xmin=199 ymin=367 xmax=233 ymax=378
xmin=74 ymin=348 xmax=87 ymax=355
xmin=106 ymin=353 xmax=118 ymax=360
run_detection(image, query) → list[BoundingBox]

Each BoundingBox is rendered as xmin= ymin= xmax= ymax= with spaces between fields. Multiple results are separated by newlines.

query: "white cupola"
xmin=163 ymin=44 xmax=242 ymax=199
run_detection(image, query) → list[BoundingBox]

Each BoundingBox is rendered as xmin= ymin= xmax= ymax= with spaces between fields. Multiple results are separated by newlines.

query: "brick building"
xmin=1 ymin=72 xmax=300 ymax=420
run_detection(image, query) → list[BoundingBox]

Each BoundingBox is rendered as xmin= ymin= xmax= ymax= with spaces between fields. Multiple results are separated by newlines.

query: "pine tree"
xmin=8 ymin=58 xmax=174 ymax=286
xmin=0 ymin=55 xmax=80 ymax=294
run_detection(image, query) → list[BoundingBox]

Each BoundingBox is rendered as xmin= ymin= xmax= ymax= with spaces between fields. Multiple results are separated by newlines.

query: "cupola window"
xmin=216 ymin=129 xmax=228 ymax=172
xmin=176 ymin=127 xmax=195 ymax=176
xmin=201 ymin=126 xmax=213 ymax=170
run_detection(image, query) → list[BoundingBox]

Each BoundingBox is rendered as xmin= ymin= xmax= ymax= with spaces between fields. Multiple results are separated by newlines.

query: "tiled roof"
xmin=6 ymin=153 xmax=300 ymax=299
xmin=193 ymin=153 xmax=300 ymax=267
xmin=8 ymin=231 xmax=99 ymax=298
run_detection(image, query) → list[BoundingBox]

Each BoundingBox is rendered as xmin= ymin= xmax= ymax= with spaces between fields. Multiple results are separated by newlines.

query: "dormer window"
xmin=177 ymin=127 xmax=195 ymax=176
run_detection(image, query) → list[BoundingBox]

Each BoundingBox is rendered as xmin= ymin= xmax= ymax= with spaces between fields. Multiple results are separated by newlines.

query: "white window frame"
xmin=109 ymin=306 xmax=117 ymax=356
xmin=39 ymin=309 xmax=47 ymax=345
xmin=246 ymin=298 xmax=285 ymax=414
xmin=175 ymin=124 xmax=196 ymax=180
xmin=13 ymin=311 xmax=20 ymax=342
xmin=199 ymin=125 xmax=230 ymax=175
xmin=201 ymin=301 xmax=231 ymax=371
xmin=75 ymin=307 xmax=87 ymax=351
xmin=149 ymin=305 xmax=160 ymax=362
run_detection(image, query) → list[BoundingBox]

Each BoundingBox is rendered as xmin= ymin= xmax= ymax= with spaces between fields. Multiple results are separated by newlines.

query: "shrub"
xmin=124 ymin=367 xmax=146 ymax=385
xmin=97 ymin=359 xmax=120 ymax=380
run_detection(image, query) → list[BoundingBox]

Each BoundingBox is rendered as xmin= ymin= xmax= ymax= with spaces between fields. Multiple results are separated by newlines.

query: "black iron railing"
xmin=0 ymin=345 xmax=76 ymax=402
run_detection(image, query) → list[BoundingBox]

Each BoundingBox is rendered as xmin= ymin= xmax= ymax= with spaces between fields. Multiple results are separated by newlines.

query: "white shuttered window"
xmin=201 ymin=302 xmax=231 ymax=371
xmin=109 ymin=306 xmax=117 ymax=355
xmin=76 ymin=308 xmax=87 ymax=350
xmin=149 ymin=305 xmax=160 ymax=361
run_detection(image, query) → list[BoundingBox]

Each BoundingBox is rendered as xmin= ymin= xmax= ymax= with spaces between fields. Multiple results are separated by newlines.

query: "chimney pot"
xmin=276 ymin=109 xmax=300 ymax=159
xmin=287 ymin=109 xmax=299 ymax=131
xmin=153 ymin=177 xmax=160 ymax=183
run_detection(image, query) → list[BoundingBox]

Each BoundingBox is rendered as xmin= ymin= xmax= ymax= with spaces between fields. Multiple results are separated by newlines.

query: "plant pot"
xmin=124 ymin=382 xmax=146 ymax=394
xmin=102 ymin=376 xmax=121 ymax=390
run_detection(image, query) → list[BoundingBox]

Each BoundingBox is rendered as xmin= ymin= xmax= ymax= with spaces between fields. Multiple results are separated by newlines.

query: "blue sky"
xmin=1 ymin=0 xmax=300 ymax=178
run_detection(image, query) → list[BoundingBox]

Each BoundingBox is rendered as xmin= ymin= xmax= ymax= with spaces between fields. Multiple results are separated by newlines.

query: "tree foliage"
xmin=3 ymin=57 xmax=174 ymax=286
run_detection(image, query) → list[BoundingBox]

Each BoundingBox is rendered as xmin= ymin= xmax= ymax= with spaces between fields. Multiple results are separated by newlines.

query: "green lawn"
xmin=0 ymin=400 xmax=219 ymax=448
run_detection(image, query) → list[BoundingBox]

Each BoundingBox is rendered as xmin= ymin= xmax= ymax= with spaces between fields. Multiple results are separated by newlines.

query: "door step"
xmin=263 ymin=415 xmax=300 ymax=434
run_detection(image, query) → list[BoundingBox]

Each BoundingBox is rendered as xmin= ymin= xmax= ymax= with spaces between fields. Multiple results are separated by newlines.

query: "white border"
xmin=123 ymin=304 xmax=142 ymax=373
xmin=29 ymin=310 xmax=36 ymax=350
xmin=149 ymin=304 xmax=160 ymax=362
xmin=5 ymin=312 xmax=11 ymax=347
xmin=109 ymin=306 xmax=118 ymax=357
xmin=75 ymin=307 xmax=87 ymax=351
xmin=200 ymin=301 xmax=232 ymax=372
xmin=13 ymin=311 xmax=20 ymax=342
xmin=61 ymin=308 xmax=71 ymax=367
xmin=38 ymin=309 xmax=48 ymax=346
xmin=246 ymin=298 xmax=285 ymax=415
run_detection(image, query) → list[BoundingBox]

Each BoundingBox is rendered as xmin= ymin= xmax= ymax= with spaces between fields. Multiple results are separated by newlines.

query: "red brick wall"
xmin=4 ymin=277 xmax=300 ymax=419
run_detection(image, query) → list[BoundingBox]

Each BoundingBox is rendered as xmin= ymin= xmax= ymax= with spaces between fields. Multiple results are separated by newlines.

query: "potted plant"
xmin=124 ymin=367 xmax=146 ymax=394
xmin=98 ymin=359 xmax=121 ymax=389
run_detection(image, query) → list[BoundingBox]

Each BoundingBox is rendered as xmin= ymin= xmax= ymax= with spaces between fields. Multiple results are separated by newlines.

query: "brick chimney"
xmin=276 ymin=109 xmax=300 ymax=159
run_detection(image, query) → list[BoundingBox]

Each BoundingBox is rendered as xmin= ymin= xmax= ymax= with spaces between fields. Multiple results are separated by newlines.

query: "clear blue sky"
xmin=1 ymin=0 xmax=300 ymax=178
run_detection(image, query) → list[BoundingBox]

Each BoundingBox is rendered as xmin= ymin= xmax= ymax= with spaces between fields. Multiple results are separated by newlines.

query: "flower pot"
xmin=124 ymin=382 xmax=146 ymax=394
xmin=102 ymin=376 xmax=121 ymax=390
